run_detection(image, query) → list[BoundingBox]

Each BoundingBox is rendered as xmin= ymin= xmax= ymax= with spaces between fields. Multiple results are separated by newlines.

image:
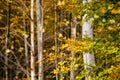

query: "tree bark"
xmin=30 ymin=0 xmax=35 ymax=80
xmin=70 ymin=19 xmax=77 ymax=80
xmin=59 ymin=10 xmax=64 ymax=80
xmin=82 ymin=0 xmax=95 ymax=79
xmin=5 ymin=2 xmax=11 ymax=80
xmin=82 ymin=19 xmax=95 ymax=78
xmin=54 ymin=0 xmax=58 ymax=80
xmin=36 ymin=0 xmax=43 ymax=80
xmin=23 ymin=4 xmax=29 ymax=77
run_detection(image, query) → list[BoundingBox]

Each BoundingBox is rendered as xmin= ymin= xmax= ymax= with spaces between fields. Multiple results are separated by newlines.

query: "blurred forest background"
xmin=0 ymin=0 xmax=120 ymax=80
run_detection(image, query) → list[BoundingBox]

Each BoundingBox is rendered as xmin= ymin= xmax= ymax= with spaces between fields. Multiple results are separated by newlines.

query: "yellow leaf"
xmin=52 ymin=46 xmax=55 ymax=50
xmin=118 ymin=9 xmax=120 ymax=14
xmin=61 ymin=66 xmax=69 ymax=73
xmin=57 ymin=0 xmax=65 ymax=6
xmin=18 ymin=47 xmax=24 ymax=52
xmin=94 ymin=14 xmax=99 ymax=18
xmin=61 ymin=44 xmax=68 ymax=49
xmin=0 ymin=16 xmax=2 ymax=20
xmin=111 ymin=9 xmax=118 ymax=14
xmin=58 ymin=62 xmax=63 ymax=66
xmin=42 ymin=28 xmax=45 ymax=33
xmin=5 ymin=49 xmax=11 ymax=56
xmin=108 ymin=26 xmax=115 ymax=31
xmin=61 ymin=0 xmax=65 ymax=5
xmin=108 ymin=4 xmax=114 ymax=10
xmin=57 ymin=0 xmax=62 ymax=6
xmin=43 ymin=49 xmax=46 ymax=52
xmin=6 ymin=49 xmax=11 ymax=53
xmin=117 ymin=1 xmax=120 ymax=5
xmin=100 ymin=7 xmax=106 ymax=14
xmin=86 ymin=78 xmax=92 ymax=80
xmin=109 ymin=19 xmax=115 ymax=24
xmin=58 ymin=33 xmax=63 ymax=37
xmin=53 ymin=69 xmax=59 ymax=74
xmin=65 ymin=21 xmax=69 ymax=26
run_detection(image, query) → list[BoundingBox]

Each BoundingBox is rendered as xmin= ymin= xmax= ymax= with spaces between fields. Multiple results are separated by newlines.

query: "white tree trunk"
xmin=82 ymin=14 xmax=95 ymax=79
xmin=36 ymin=0 xmax=43 ymax=80
xmin=82 ymin=0 xmax=95 ymax=79
xmin=30 ymin=0 xmax=35 ymax=80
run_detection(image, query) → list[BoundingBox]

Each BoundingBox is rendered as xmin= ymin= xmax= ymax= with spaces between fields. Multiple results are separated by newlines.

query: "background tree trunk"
xmin=5 ymin=2 xmax=11 ymax=80
xmin=70 ymin=19 xmax=77 ymax=80
xmin=54 ymin=0 xmax=58 ymax=80
xmin=59 ymin=10 xmax=64 ymax=80
xmin=23 ymin=5 xmax=29 ymax=78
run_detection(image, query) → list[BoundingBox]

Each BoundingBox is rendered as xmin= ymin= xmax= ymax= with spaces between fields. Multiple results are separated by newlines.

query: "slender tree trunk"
xmin=23 ymin=4 xmax=29 ymax=77
xmin=70 ymin=1 xmax=77 ymax=79
xmin=70 ymin=19 xmax=77 ymax=80
xmin=59 ymin=10 xmax=64 ymax=80
xmin=30 ymin=0 xmax=35 ymax=80
xmin=54 ymin=0 xmax=58 ymax=80
xmin=36 ymin=0 xmax=43 ymax=80
xmin=5 ymin=2 xmax=11 ymax=80
xmin=82 ymin=0 xmax=95 ymax=79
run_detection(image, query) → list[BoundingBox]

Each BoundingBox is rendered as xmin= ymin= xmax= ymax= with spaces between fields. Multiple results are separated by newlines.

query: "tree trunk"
xmin=23 ymin=5 xmax=29 ymax=77
xmin=54 ymin=0 xmax=58 ymax=80
xmin=82 ymin=19 xmax=95 ymax=78
xmin=5 ymin=2 xmax=11 ymax=80
xmin=70 ymin=19 xmax=77 ymax=80
xmin=30 ymin=0 xmax=35 ymax=80
xmin=82 ymin=0 xmax=95 ymax=79
xmin=36 ymin=0 xmax=43 ymax=80
xmin=59 ymin=10 xmax=64 ymax=80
